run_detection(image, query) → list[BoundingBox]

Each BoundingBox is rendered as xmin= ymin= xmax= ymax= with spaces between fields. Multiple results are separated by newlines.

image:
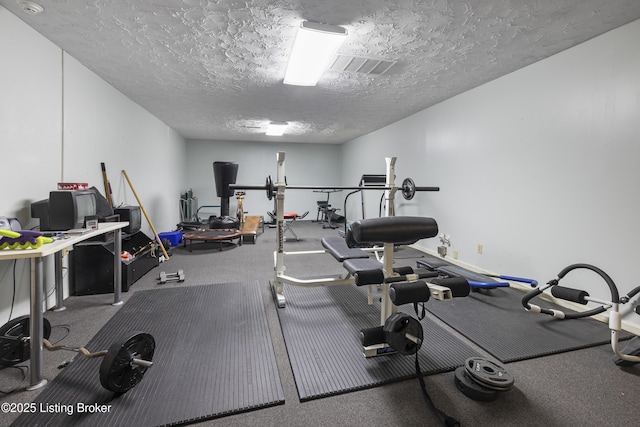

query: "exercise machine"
xmin=229 ymin=152 xmax=470 ymax=358
xmin=235 ymin=191 xmax=246 ymax=226
xmin=522 ymin=263 xmax=640 ymax=365
xmin=229 ymin=152 xmax=440 ymax=307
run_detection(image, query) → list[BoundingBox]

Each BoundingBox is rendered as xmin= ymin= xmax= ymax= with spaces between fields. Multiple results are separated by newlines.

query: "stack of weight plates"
xmin=454 ymin=357 xmax=515 ymax=401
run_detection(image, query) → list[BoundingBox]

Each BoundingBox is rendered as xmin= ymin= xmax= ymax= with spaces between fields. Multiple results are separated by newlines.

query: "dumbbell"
xmin=158 ymin=269 xmax=185 ymax=284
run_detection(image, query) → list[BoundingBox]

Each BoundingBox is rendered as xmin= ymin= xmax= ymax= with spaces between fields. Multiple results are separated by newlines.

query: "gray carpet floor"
xmin=1 ymin=220 xmax=639 ymax=426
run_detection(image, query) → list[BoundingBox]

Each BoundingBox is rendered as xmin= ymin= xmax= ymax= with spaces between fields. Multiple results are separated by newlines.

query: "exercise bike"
xmin=522 ymin=263 xmax=640 ymax=366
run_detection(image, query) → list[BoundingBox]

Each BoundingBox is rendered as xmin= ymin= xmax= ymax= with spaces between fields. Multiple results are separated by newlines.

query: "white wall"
xmin=61 ymin=54 xmax=186 ymax=236
xmin=185 ymin=140 xmax=341 ymax=222
xmin=3 ymin=4 xmax=638 ymax=330
xmin=341 ymin=19 xmax=640 ymax=329
xmin=0 ymin=6 xmax=186 ymax=321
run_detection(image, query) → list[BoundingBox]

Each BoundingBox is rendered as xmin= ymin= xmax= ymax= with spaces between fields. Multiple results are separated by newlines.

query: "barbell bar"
xmin=43 ymin=331 xmax=155 ymax=393
xmin=229 ymin=176 xmax=439 ymax=201
xmin=0 ymin=316 xmax=155 ymax=393
xmin=43 ymin=335 xmax=154 ymax=369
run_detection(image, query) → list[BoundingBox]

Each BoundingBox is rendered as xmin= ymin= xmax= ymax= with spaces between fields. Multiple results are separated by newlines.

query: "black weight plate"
xmin=383 ymin=313 xmax=423 ymax=355
xmin=401 ymin=177 xmax=415 ymax=200
xmin=99 ymin=331 xmax=155 ymax=393
xmin=266 ymin=176 xmax=274 ymax=200
xmin=0 ymin=315 xmax=51 ymax=366
xmin=454 ymin=367 xmax=498 ymax=402
xmin=465 ymin=357 xmax=514 ymax=391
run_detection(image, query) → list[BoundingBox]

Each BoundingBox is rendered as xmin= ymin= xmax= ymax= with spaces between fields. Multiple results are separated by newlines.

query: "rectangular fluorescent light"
xmin=266 ymin=122 xmax=288 ymax=136
xmin=283 ymin=21 xmax=348 ymax=86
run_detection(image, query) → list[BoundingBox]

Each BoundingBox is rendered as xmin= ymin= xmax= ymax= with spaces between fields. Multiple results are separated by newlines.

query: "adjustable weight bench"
xmin=334 ymin=216 xmax=471 ymax=356
xmin=272 ymin=215 xmax=471 ymax=357
xmin=322 ymin=216 xmax=469 ymax=303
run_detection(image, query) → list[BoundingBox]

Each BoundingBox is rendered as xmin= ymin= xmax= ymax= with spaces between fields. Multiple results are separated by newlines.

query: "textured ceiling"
xmin=3 ymin=0 xmax=640 ymax=144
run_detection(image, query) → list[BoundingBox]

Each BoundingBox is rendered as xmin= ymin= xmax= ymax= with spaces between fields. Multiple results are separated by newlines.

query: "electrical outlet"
xmin=477 ymin=244 xmax=483 ymax=254
xmin=453 ymin=250 xmax=458 ymax=260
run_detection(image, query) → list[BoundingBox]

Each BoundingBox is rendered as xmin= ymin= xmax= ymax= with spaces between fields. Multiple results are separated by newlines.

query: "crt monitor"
xmin=30 ymin=199 xmax=51 ymax=230
xmin=114 ymin=206 xmax=142 ymax=234
xmin=48 ymin=190 xmax=97 ymax=231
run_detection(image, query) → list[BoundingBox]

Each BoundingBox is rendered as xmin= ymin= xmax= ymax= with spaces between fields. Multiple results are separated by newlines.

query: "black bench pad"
xmin=343 ymin=258 xmax=383 ymax=276
xmin=351 ymin=216 xmax=438 ymax=244
xmin=322 ymin=237 xmax=369 ymax=262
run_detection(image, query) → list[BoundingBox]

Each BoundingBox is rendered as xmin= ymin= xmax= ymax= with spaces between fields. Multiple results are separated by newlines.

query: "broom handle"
xmin=101 ymin=162 xmax=114 ymax=207
xmin=121 ymin=170 xmax=170 ymax=260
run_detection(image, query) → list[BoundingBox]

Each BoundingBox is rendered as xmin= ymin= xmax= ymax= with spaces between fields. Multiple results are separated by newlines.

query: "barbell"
xmin=44 ymin=331 xmax=155 ymax=393
xmin=229 ymin=176 xmax=439 ymax=201
xmin=0 ymin=315 xmax=154 ymax=393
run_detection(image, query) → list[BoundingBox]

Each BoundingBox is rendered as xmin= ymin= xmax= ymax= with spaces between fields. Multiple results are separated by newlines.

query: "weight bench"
xmin=273 ymin=215 xmax=472 ymax=357
xmin=322 ymin=218 xmax=467 ymax=296
xmin=328 ymin=216 xmax=471 ymax=356
xmin=282 ymin=211 xmax=308 ymax=240
xmin=239 ymin=215 xmax=262 ymax=245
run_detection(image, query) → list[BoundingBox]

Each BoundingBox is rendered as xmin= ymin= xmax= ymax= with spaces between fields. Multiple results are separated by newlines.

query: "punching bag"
xmin=213 ymin=161 xmax=239 ymax=217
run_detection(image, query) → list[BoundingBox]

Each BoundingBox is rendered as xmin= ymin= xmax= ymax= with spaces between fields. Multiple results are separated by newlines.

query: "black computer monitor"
xmin=114 ymin=206 xmax=142 ymax=234
xmin=47 ymin=190 xmax=97 ymax=231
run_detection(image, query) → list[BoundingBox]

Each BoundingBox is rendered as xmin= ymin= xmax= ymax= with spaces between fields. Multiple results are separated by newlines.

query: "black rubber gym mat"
xmin=275 ymin=283 xmax=480 ymax=401
xmin=425 ymin=286 xmax=632 ymax=363
xmin=13 ymin=282 xmax=284 ymax=427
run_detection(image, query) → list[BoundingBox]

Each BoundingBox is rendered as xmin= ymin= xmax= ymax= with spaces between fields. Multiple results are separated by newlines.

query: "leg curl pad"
xmin=350 ymin=216 xmax=438 ymax=245
xmin=389 ymin=280 xmax=430 ymax=305
xmin=432 ymin=277 xmax=470 ymax=298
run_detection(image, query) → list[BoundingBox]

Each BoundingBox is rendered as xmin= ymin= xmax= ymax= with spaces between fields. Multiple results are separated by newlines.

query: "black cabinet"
xmin=71 ymin=231 xmax=158 ymax=296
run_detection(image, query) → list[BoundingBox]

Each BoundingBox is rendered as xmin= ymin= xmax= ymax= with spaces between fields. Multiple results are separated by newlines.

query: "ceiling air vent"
xmin=329 ymin=55 xmax=396 ymax=75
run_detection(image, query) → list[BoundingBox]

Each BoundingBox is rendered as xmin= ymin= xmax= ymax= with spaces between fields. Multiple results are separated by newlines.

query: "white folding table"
xmin=0 ymin=222 xmax=128 ymax=389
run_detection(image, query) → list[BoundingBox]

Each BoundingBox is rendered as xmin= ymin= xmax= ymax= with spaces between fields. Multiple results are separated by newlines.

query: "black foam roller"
xmin=551 ymin=285 xmax=589 ymax=305
xmin=432 ymin=277 xmax=470 ymax=298
xmin=350 ymin=216 xmax=438 ymax=244
xmin=360 ymin=326 xmax=386 ymax=347
xmin=389 ymin=281 xmax=430 ymax=305
xmin=354 ymin=269 xmax=385 ymax=286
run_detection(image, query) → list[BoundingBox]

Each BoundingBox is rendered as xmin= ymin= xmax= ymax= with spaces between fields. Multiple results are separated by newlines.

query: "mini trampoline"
xmin=182 ymin=229 xmax=241 ymax=252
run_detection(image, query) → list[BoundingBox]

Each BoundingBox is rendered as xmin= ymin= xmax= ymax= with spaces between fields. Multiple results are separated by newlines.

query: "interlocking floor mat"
xmin=275 ymin=283 xmax=479 ymax=401
xmin=425 ymin=286 xmax=631 ymax=363
xmin=14 ymin=282 xmax=284 ymax=426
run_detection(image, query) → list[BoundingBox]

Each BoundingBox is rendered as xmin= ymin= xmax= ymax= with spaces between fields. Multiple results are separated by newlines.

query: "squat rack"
xmin=230 ymin=151 xmax=439 ymax=312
